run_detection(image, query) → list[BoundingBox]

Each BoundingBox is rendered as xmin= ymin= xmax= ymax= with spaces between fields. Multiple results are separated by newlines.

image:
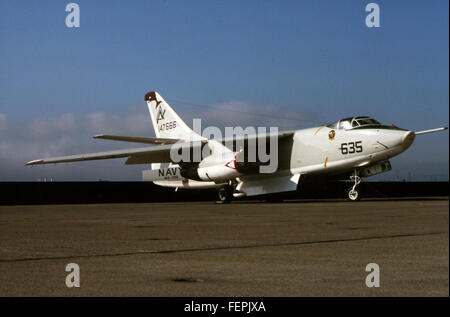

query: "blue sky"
xmin=0 ymin=0 xmax=448 ymax=181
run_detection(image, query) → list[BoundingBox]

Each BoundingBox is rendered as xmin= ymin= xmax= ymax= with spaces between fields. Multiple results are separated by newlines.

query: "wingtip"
xmin=25 ymin=159 xmax=44 ymax=166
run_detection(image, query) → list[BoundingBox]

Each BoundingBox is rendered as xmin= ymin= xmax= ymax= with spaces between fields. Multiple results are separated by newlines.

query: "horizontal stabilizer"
xmin=93 ymin=134 xmax=180 ymax=144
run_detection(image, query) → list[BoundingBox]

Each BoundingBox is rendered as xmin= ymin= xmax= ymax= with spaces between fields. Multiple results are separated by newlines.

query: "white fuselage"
xmin=289 ymin=125 xmax=414 ymax=175
xmin=144 ymin=124 xmax=415 ymax=190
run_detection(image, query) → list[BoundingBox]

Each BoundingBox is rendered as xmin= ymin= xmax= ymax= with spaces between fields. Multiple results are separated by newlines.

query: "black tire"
xmin=217 ymin=186 xmax=233 ymax=203
xmin=347 ymin=188 xmax=361 ymax=201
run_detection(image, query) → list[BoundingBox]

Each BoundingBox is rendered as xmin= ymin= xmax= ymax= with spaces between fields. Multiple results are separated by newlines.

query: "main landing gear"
xmin=348 ymin=169 xmax=362 ymax=201
xmin=216 ymin=180 xmax=236 ymax=204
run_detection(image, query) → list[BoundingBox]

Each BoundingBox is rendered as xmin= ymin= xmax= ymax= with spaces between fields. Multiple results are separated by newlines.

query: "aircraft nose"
xmin=401 ymin=131 xmax=415 ymax=149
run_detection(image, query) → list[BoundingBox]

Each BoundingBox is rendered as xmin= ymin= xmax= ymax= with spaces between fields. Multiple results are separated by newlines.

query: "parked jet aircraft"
xmin=26 ymin=91 xmax=447 ymax=202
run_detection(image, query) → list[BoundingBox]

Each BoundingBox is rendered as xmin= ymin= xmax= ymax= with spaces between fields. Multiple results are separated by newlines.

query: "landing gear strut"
xmin=348 ymin=170 xmax=362 ymax=201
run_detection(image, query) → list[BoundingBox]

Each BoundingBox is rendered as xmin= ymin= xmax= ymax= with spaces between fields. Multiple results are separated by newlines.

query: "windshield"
xmin=355 ymin=118 xmax=380 ymax=126
xmin=326 ymin=117 xmax=407 ymax=131
xmin=326 ymin=117 xmax=382 ymax=130
xmin=339 ymin=120 xmax=352 ymax=130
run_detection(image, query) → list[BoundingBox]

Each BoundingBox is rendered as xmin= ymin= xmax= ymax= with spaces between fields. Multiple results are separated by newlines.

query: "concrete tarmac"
xmin=0 ymin=197 xmax=448 ymax=296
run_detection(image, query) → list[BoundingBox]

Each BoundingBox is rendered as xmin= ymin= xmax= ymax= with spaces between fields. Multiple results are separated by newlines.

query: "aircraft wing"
xmin=93 ymin=134 xmax=180 ymax=144
xmin=25 ymin=142 xmax=204 ymax=166
xmin=25 ymin=131 xmax=294 ymax=166
xmin=219 ymin=130 xmax=295 ymax=151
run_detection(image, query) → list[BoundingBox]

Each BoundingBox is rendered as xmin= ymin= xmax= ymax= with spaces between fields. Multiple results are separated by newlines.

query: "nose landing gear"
xmin=348 ymin=170 xmax=362 ymax=201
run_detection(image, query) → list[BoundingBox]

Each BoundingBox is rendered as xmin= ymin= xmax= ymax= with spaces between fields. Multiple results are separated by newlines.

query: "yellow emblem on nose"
xmin=328 ymin=130 xmax=336 ymax=140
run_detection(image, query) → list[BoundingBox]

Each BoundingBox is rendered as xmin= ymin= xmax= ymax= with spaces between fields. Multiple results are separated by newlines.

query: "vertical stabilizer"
xmin=145 ymin=91 xmax=200 ymax=140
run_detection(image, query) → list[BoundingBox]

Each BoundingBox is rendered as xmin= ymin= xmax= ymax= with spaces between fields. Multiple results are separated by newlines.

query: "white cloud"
xmin=0 ymin=106 xmax=153 ymax=180
xmin=27 ymin=113 xmax=76 ymax=138
xmin=179 ymin=100 xmax=320 ymax=132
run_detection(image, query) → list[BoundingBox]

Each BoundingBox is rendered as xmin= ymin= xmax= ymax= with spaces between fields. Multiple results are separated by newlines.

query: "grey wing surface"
xmin=25 ymin=142 xmax=204 ymax=166
xmin=93 ymin=134 xmax=180 ymax=144
xmin=219 ymin=130 xmax=295 ymax=150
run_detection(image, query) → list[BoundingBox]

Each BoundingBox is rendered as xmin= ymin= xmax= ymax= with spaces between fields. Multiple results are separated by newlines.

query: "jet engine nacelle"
xmin=197 ymin=163 xmax=241 ymax=182
xmin=195 ymin=151 xmax=261 ymax=182
xmin=196 ymin=151 xmax=241 ymax=182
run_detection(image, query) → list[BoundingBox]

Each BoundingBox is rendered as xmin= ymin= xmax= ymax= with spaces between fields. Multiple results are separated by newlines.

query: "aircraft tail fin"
xmin=145 ymin=91 xmax=201 ymax=140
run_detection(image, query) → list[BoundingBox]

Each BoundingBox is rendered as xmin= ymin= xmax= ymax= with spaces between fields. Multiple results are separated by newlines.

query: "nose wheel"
xmin=348 ymin=170 xmax=362 ymax=201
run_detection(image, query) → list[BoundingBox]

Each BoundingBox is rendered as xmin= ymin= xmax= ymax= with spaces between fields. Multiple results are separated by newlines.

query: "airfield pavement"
xmin=0 ymin=197 xmax=448 ymax=296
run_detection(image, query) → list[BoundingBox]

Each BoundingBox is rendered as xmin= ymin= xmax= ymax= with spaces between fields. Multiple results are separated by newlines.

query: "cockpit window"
xmin=325 ymin=117 xmax=406 ymax=131
xmin=355 ymin=118 xmax=380 ymax=126
xmin=326 ymin=116 xmax=382 ymax=130
xmin=339 ymin=120 xmax=352 ymax=130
